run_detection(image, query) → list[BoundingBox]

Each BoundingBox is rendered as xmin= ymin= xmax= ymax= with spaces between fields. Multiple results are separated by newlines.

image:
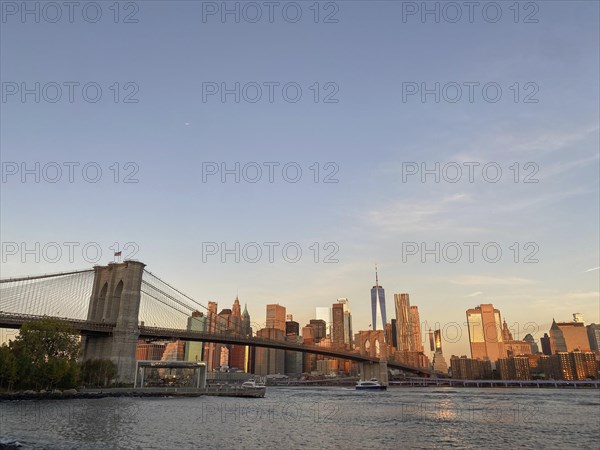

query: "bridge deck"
xmin=0 ymin=312 xmax=434 ymax=376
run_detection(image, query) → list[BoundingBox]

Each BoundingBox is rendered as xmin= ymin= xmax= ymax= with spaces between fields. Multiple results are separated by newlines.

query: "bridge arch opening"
xmin=111 ymin=280 xmax=123 ymax=321
xmin=95 ymin=282 xmax=108 ymax=320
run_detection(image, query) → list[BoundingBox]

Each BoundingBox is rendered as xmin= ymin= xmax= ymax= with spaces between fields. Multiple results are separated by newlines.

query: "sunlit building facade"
xmin=394 ymin=293 xmax=413 ymax=351
xmin=410 ymin=306 xmax=423 ymax=352
xmin=466 ymin=304 xmax=504 ymax=362
xmin=557 ymin=321 xmax=591 ymax=352
xmin=266 ymin=304 xmax=286 ymax=332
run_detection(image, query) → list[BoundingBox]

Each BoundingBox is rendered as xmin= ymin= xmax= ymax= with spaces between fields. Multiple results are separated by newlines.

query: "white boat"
xmin=356 ymin=378 xmax=387 ymax=391
xmin=242 ymin=379 xmax=266 ymax=389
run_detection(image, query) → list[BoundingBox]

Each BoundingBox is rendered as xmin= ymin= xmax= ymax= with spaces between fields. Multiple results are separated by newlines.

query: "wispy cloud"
xmin=453 ymin=124 xmax=599 ymax=161
xmin=495 ymin=185 xmax=597 ymax=213
xmin=585 ymin=267 xmax=600 ymax=273
xmin=449 ymin=275 xmax=535 ymax=287
xmin=367 ymin=193 xmax=486 ymax=234
xmin=467 ymin=291 xmax=483 ymax=297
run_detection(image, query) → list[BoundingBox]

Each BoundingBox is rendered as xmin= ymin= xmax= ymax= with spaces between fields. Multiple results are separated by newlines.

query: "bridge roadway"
xmin=0 ymin=312 xmax=433 ymax=376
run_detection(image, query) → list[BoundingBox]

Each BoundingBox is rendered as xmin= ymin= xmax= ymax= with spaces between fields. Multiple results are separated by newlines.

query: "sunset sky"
xmin=2 ymin=1 xmax=598 ymax=357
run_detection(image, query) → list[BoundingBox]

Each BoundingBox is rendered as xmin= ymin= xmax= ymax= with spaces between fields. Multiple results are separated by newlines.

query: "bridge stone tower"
xmin=82 ymin=260 xmax=146 ymax=383
xmin=356 ymin=330 xmax=389 ymax=385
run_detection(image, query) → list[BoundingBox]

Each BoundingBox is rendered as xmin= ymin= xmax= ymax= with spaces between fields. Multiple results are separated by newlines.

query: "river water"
xmin=1 ymin=387 xmax=599 ymax=449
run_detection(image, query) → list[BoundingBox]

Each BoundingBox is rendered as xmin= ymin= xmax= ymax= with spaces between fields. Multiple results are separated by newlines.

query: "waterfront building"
xmin=570 ymin=351 xmax=598 ymax=380
xmin=497 ymin=356 xmax=531 ymax=380
xmin=466 ymin=304 xmax=504 ymax=362
xmin=536 ymin=355 xmax=561 ymax=380
xmin=552 ymin=351 xmax=597 ymax=381
xmin=450 ymin=355 xmax=492 ymax=380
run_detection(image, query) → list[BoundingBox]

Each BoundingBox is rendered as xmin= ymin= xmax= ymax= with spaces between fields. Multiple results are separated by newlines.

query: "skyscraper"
xmin=254 ymin=327 xmax=285 ymax=375
xmin=524 ymin=333 xmax=540 ymax=354
xmin=285 ymin=314 xmax=300 ymax=336
xmin=315 ymin=307 xmax=331 ymax=336
xmin=556 ymin=321 xmax=591 ymax=352
xmin=549 ymin=319 xmax=567 ymax=353
xmin=431 ymin=329 xmax=447 ymax=372
xmin=231 ymin=296 xmax=241 ymax=331
xmin=184 ymin=311 xmax=206 ymax=362
xmin=309 ymin=319 xmax=327 ymax=342
xmin=587 ymin=324 xmax=600 ymax=354
xmin=266 ymin=304 xmax=286 ymax=332
xmin=394 ymin=293 xmax=413 ymax=351
xmin=410 ymin=305 xmax=423 ymax=352
xmin=205 ymin=301 xmax=219 ymax=371
xmin=331 ymin=302 xmax=345 ymax=348
xmin=390 ymin=319 xmax=398 ymax=349
xmin=540 ymin=333 xmax=552 ymax=355
xmin=229 ymin=296 xmax=246 ymax=370
xmin=241 ymin=303 xmax=252 ymax=337
xmin=370 ymin=266 xmax=387 ymax=331
xmin=466 ymin=304 xmax=504 ymax=362
xmin=337 ymin=298 xmax=353 ymax=349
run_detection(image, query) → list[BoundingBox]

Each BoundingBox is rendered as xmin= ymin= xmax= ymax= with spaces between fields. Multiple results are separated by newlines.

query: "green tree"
xmin=79 ymin=359 xmax=118 ymax=387
xmin=0 ymin=343 xmax=17 ymax=390
xmin=10 ymin=319 xmax=80 ymax=390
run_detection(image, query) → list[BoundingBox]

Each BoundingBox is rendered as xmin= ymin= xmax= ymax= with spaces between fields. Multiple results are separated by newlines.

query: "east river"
xmin=1 ymin=387 xmax=599 ymax=449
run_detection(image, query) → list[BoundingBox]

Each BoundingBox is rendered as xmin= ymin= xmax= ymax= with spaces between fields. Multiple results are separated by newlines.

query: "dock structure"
xmin=134 ymin=360 xmax=207 ymax=389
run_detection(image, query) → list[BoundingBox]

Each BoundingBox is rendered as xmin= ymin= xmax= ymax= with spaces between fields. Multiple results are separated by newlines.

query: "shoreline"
xmin=3 ymin=380 xmax=599 ymax=401
xmin=0 ymin=386 xmax=266 ymax=401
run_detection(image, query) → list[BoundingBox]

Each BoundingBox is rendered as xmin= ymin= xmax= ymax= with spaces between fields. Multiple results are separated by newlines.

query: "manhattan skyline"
xmin=1 ymin=2 xmax=598 ymax=360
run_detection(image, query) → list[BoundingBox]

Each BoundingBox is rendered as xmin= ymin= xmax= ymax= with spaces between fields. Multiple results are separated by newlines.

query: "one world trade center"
xmin=370 ymin=266 xmax=387 ymax=331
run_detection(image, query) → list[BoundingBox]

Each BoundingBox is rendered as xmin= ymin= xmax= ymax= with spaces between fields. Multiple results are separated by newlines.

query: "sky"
xmin=1 ymin=0 xmax=599 ymax=357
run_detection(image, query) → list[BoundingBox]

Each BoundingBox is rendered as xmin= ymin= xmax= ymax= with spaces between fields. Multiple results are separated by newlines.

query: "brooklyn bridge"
xmin=0 ymin=260 xmax=436 ymax=382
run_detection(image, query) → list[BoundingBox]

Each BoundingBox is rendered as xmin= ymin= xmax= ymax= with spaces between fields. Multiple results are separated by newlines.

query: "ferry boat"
xmin=241 ymin=379 xmax=266 ymax=389
xmin=355 ymin=378 xmax=387 ymax=391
